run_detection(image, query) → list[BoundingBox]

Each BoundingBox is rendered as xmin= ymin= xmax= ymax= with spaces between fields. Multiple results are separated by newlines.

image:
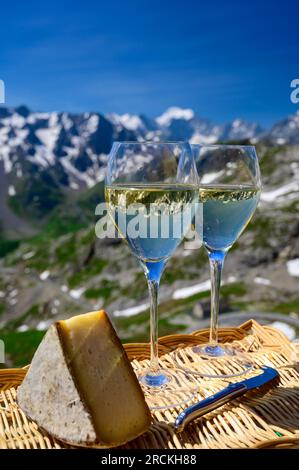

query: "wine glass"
xmin=184 ymin=145 xmax=262 ymax=378
xmin=105 ymin=141 xmax=199 ymax=408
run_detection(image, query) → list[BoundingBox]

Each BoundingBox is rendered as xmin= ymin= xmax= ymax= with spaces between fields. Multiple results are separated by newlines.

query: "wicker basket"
xmin=0 ymin=319 xmax=298 ymax=449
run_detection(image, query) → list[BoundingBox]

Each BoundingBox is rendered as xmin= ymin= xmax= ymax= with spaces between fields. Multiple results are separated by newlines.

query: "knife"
xmin=175 ymin=366 xmax=278 ymax=432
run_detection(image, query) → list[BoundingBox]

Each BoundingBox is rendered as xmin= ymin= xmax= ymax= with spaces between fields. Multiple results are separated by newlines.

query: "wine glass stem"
xmin=143 ymin=260 xmax=166 ymax=378
xmin=207 ymin=249 xmax=226 ymax=347
xmin=147 ymin=279 xmax=160 ymax=375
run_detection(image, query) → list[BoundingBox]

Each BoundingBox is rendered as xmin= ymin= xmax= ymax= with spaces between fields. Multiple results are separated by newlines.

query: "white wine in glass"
xmin=105 ymin=142 xmax=199 ymax=408
xmin=188 ymin=145 xmax=261 ymax=378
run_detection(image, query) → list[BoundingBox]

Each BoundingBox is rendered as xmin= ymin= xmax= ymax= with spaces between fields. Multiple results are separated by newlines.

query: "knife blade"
xmin=175 ymin=366 xmax=278 ymax=432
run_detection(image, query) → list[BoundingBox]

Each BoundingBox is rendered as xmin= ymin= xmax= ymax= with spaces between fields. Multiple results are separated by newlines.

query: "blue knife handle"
xmin=175 ymin=382 xmax=246 ymax=432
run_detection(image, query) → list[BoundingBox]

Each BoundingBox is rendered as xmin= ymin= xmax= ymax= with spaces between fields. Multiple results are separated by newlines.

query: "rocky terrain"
xmin=0 ymin=104 xmax=299 ymax=366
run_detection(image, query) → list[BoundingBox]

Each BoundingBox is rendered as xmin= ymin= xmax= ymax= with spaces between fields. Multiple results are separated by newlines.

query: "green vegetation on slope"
xmin=259 ymin=145 xmax=286 ymax=176
xmin=84 ymin=279 xmax=119 ymax=300
xmin=68 ymin=257 xmax=108 ymax=288
xmin=0 ymin=329 xmax=45 ymax=367
xmin=0 ymin=238 xmax=20 ymax=258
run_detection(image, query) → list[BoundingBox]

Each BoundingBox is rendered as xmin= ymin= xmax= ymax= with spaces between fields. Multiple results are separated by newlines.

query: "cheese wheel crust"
xmin=17 ymin=311 xmax=151 ymax=447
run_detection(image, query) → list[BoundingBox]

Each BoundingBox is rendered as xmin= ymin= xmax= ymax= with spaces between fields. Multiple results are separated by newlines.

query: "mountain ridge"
xmin=0 ymin=104 xmax=299 ymax=237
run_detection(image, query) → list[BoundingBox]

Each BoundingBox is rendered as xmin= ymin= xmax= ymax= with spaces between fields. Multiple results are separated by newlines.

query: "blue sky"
xmin=0 ymin=0 xmax=298 ymax=126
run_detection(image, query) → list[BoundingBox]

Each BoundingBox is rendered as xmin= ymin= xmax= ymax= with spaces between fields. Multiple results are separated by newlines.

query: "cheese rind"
xmin=17 ymin=324 xmax=97 ymax=444
xmin=17 ymin=310 xmax=151 ymax=447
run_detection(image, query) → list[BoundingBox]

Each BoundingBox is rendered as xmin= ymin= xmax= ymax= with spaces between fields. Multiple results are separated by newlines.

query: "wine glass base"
xmin=137 ymin=367 xmax=199 ymax=410
xmin=173 ymin=343 xmax=254 ymax=379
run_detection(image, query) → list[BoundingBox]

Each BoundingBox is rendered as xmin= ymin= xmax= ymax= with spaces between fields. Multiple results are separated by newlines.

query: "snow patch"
xmin=113 ymin=303 xmax=149 ymax=318
xmin=36 ymin=320 xmax=52 ymax=331
xmin=48 ymin=112 xmax=59 ymax=127
xmin=260 ymin=181 xmax=299 ymax=202
xmin=232 ymin=119 xmax=242 ymax=128
xmin=17 ymin=325 xmax=29 ymax=332
xmin=69 ymin=287 xmax=85 ymax=299
xmin=0 ymin=145 xmax=13 ymax=173
xmin=61 ymin=157 xmax=95 ymax=188
xmin=70 ymin=181 xmax=79 ymax=190
xmin=36 ymin=127 xmax=59 ymax=150
xmin=254 ymin=277 xmax=271 ymax=286
xmin=110 ymin=113 xmax=143 ymax=131
xmin=8 ymin=185 xmax=16 ymax=196
xmin=86 ymin=114 xmax=99 ymax=134
xmin=9 ymin=128 xmax=28 ymax=146
xmin=190 ymin=133 xmax=218 ymax=145
xmin=172 ymin=276 xmax=237 ymax=300
xmin=9 ymin=289 xmax=18 ymax=298
xmin=156 ymin=107 xmax=194 ymax=126
xmin=3 ymin=113 xmax=25 ymax=128
xmin=28 ymin=147 xmax=53 ymax=168
xmin=287 ymin=259 xmax=299 ymax=277
xmin=27 ymin=112 xmax=50 ymax=124
xmin=22 ymin=251 xmax=35 ymax=260
xmin=40 ymin=270 xmax=50 ymax=281
xmin=61 ymin=113 xmax=73 ymax=130
xmin=200 ymin=171 xmax=224 ymax=185
xmin=172 ymin=280 xmax=211 ymax=300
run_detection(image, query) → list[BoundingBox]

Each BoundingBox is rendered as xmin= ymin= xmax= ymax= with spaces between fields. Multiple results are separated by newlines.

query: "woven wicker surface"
xmin=0 ymin=319 xmax=298 ymax=449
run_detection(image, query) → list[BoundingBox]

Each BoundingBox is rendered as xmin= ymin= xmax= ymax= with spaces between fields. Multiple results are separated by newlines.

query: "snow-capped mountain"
xmin=220 ymin=119 xmax=263 ymax=142
xmin=0 ymin=105 xmax=265 ymax=197
xmin=0 ymin=103 xmax=298 ymax=233
xmin=266 ymin=110 xmax=299 ymax=144
xmin=155 ymin=107 xmax=262 ymax=144
xmin=155 ymin=106 xmax=221 ymax=143
xmin=0 ymin=106 xmax=111 ymax=188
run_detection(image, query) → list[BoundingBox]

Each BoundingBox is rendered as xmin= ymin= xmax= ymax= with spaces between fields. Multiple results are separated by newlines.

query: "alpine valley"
xmin=0 ymin=104 xmax=299 ymax=366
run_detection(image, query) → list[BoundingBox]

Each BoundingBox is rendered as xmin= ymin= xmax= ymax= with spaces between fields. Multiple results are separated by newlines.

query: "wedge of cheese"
xmin=17 ymin=310 xmax=151 ymax=447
